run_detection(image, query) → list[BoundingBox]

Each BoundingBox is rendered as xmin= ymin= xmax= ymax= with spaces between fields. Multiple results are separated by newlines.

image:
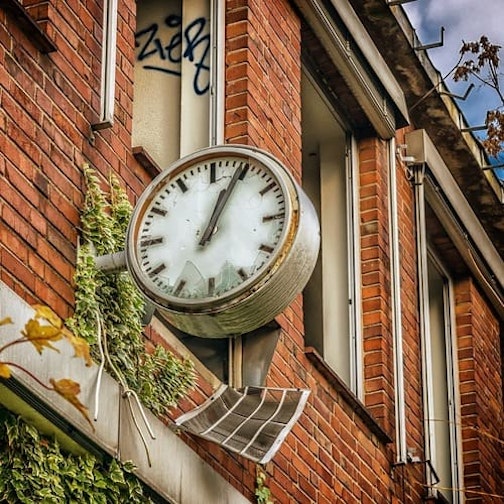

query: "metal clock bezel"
xmin=125 ymin=145 xmax=298 ymax=314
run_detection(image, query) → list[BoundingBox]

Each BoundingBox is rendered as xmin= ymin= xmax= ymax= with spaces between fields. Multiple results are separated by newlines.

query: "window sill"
xmin=0 ymin=0 xmax=56 ymax=53
xmin=133 ymin=146 xmax=162 ymax=179
xmin=304 ymin=346 xmax=392 ymax=445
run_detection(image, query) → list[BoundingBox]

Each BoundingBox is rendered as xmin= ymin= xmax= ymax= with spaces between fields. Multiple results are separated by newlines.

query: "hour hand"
xmin=199 ymin=165 xmax=243 ymax=246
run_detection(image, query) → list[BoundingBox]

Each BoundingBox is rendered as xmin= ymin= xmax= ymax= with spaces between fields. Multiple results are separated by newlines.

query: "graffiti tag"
xmin=135 ymin=14 xmax=210 ymax=95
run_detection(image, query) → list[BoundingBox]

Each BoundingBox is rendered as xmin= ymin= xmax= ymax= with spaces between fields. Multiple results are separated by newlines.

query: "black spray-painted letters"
xmin=135 ymin=14 xmax=210 ymax=95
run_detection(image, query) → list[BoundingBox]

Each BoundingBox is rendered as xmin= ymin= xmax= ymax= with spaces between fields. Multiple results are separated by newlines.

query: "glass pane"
xmin=428 ymin=258 xmax=453 ymax=502
xmin=133 ymin=0 xmax=211 ymax=168
xmin=301 ymin=72 xmax=351 ymax=385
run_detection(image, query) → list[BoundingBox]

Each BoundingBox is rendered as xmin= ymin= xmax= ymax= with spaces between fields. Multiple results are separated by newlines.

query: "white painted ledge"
xmin=0 ymin=281 xmax=250 ymax=504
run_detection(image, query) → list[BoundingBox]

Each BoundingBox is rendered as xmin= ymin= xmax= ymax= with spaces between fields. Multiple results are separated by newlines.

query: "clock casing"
xmin=125 ymin=145 xmax=320 ymax=337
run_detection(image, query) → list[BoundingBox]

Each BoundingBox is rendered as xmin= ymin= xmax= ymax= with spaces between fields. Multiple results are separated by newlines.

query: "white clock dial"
xmin=131 ymin=155 xmax=289 ymax=306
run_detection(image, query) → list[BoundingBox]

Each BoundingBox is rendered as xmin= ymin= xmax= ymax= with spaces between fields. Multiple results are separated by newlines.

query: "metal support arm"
xmin=95 ymin=251 xmax=127 ymax=273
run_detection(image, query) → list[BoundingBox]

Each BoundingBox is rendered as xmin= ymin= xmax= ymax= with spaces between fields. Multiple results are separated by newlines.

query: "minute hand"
xmin=199 ymin=165 xmax=243 ymax=246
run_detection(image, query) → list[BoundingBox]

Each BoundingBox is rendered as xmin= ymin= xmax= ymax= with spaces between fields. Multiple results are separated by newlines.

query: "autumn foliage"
xmin=454 ymin=36 xmax=504 ymax=156
xmin=0 ymin=305 xmax=93 ymax=430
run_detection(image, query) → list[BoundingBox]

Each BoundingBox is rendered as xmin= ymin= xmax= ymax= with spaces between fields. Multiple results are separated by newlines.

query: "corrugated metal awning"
xmin=175 ymin=385 xmax=310 ymax=463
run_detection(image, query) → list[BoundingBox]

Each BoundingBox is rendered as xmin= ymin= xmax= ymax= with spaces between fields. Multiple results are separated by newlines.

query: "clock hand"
xmin=199 ymin=188 xmax=226 ymax=244
xmin=199 ymin=165 xmax=243 ymax=246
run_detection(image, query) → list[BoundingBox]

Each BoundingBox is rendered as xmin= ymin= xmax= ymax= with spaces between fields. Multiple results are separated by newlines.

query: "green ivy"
xmin=255 ymin=466 xmax=273 ymax=504
xmin=0 ymin=407 xmax=152 ymax=503
xmin=66 ymin=166 xmax=195 ymax=416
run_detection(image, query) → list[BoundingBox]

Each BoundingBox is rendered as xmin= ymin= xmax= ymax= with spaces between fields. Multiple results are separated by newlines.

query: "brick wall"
xmin=225 ymin=0 xmax=302 ymax=180
xmin=1 ymin=0 xmax=502 ymax=503
xmin=0 ymin=0 xmax=150 ymax=317
xmin=456 ymin=278 xmax=504 ymax=502
xmin=223 ymin=2 xmax=401 ymax=502
xmin=1 ymin=1 xmax=84 ymax=315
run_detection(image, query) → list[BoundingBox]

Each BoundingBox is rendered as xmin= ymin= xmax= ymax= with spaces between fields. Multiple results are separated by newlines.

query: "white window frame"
xmin=95 ymin=0 xmax=118 ymax=129
xmin=389 ymin=139 xmax=407 ymax=463
xmin=426 ymin=251 xmax=463 ymax=503
xmin=414 ymin=165 xmax=463 ymax=503
xmin=95 ymin=0 xmax=224 ymax=144
xmin=209 ymin=0 xmax=224 ymax=146
xmin=347 ymin=135 xmax=363 ymax=397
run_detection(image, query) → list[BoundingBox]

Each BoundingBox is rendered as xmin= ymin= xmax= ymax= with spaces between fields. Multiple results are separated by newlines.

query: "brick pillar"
xmin=358 ymin=136 xmax=395 ymax=437
xmin=455 ymin=277 xmax=504 ymax=502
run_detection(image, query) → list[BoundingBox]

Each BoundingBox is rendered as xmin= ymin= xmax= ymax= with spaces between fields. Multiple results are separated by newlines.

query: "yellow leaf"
xmin=0 ymin=363 xmax=11 ymax=378
xmin=66 ymin=331 xmax=93 ymax=367
xmin=50 ymin=378 xmax=94 ymax=431
xmin=22 ymin=318 xmax=63 ymax=354
xmin=33 ymin=305 xmax=63 ymax=329
xmin=51 ymin=377 xmax=80 ymax=398
xmin=0 ymin=317 xmax=13 ymax=326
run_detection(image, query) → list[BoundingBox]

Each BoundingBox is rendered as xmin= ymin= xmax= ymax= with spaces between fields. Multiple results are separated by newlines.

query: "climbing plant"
xmin=66 ymin=166 xmax=195 ymax=417
xmin=0 ymin=407 xmax=153 ymax=503
xmin=0 ymin=168 xmax=173 ymax=502
xmin=255 ymin=466 xmax=274 ymax=504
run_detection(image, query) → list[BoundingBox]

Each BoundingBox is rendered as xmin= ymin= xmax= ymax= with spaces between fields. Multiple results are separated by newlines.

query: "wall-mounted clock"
xmin=125 ymin=145 xmax=320 ymax=337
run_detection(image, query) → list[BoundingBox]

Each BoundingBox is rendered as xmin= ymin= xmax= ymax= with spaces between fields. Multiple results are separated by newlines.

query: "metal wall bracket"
xmin=95 ymin=251 xmax=127 ymax=273
xmin=403 ymin=451 xmax=440 ymax=485
xmin=482 ymin=162 xmax=504 ymax=171
xmin=94 ymin=250 xmax=155 ymax=326
xmin=440 ymin=82 xmax=474 ymax=101
xmin=414 ymin=26 xmax=445 ymax=51
xmin=387 ymin=0 xmax=419 ymax=6
xmin=460 ymin=124 xmax=486 ymax=133
xmin=396 ymin=144 xmax=417 ymax=166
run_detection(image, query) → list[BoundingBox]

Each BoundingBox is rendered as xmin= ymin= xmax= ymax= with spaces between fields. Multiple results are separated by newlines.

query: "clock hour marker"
xmin=173 ymin=279 xmax=186 ymax=296
xmin=210 ymin=162 xmax=216 ymax=183
xmin=259 ymin=244 xmax=274 ymax=254
xmin=140 ymin=237 xmax=164 ymax=248
xmin=239 ymin=163 xmax=249 ymax=180
xmin=176 ymin=178 xmax=188 ymax=193
xmin=237 ymin=268 xmax=248 ymax=281
xmin=262 ymin=212 xmax=285 ymax=222
xmin=208 ymin=277 xmax=215 ymax=296
xmin=151 ymin=207 xmax=167 ymax=216
xmin=259 ymin=181 xmax=277 ymax=195
xmin=148 ymin=262 xmax=167 ymax=277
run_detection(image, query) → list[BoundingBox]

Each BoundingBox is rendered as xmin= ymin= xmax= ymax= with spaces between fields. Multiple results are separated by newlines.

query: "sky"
xmin=404 ymin=0 xmax=503 ymax=125
xmin=403 ymin=0 xmax=504 ymax=176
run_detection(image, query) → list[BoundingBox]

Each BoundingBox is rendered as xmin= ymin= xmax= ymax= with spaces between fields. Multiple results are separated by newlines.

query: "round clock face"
xmin=127 ymin=148 xmax=293 ymax=310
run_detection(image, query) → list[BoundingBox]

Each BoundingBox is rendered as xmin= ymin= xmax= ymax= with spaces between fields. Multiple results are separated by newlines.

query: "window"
xmin=423 ymin=254 xmax=462 ymax=503
xmin=133 ymin=0 xmax=223 ymax=169
xmin=302 ymin=69 xmax=362 ymax=396
xmin=414 ymin=162 xmax=462 ymax=502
